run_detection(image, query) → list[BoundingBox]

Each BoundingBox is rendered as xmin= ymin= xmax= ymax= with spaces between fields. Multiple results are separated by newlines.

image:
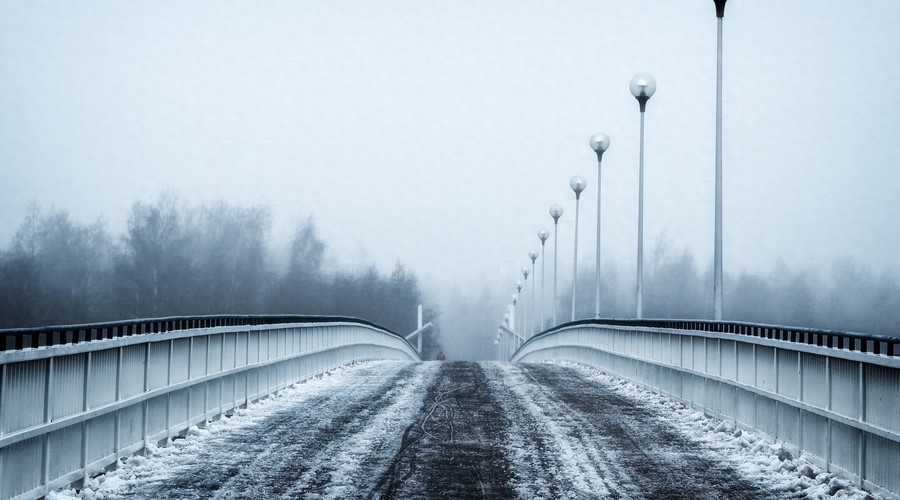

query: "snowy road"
xmin=55 ymin=361 xmax=877 ymax=499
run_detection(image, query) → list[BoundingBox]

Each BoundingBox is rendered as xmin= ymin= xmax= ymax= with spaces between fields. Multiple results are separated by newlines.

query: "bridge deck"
xmin=55 ymin=361 xmax=871 ymax=499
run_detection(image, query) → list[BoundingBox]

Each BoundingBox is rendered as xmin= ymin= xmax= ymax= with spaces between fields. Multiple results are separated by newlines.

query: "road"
xmin=73 ymin=361 xmax=797 ymax=499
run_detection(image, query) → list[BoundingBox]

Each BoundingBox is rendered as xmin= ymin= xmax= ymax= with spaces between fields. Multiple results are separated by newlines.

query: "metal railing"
xmin=0 ymin=316 xmax=420 ymax=500
xmin=0 ymin=315 xmax=401 ymax=352
xmin=511 ymin=319 xmax=900 ymax=499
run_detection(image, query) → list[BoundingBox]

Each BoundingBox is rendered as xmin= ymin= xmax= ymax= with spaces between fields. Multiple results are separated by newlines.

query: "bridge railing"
xmin=511 ymin=319 xmax=900 ymax=499
xmin=0 ymin=316 xmax=420 ymax=500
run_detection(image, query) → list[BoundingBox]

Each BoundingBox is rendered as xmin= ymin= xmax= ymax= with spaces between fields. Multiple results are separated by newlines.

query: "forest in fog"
xmin=447 ymin=238 xmax=900 ymax=361
xmin=2 ymin=193 xmax=899 ymax=362
xmin=0 ymin=195 xmax=441 ymax=356
xmin=560 ymin=236 xmax=900 ymax=336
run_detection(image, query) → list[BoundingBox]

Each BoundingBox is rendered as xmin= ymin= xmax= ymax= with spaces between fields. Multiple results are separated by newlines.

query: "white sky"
xmin=2 ymin=1 xmax=900 ymax=302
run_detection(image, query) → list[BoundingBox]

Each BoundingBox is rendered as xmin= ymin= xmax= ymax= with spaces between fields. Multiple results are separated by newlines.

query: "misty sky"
xmin=2 ymin=1 xmax=900 ymax=308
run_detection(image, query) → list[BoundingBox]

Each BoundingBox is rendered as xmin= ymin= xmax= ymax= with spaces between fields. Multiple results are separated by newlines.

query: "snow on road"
xmin=50 ymin=360 xmax=880 ymax=499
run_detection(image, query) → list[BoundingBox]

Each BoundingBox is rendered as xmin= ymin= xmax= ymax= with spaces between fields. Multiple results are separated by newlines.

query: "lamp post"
xmin=528 ymin=251 xmax=538 ymax=337
xmin=520 ymin=267 xmax=529 ymax=341
xmin=502 ymin=313 xmax=509 ymax=359
xmin=570 ymin=175 xmax=587 ymax=322
xmin=713 ymin=0 xmax=727 ymax=320
xmin=630 ymin=73 xmax=656 ymax=319
xmin=537 ymin=230 xmax=549 ymax=331
xmin=549 ymin=204 xmax=564 ymax=326
xmin=510 ymin=294 xmax=519 ymax=331
xmin=512 ymin=294 xmax=518 ymax=352
xmin=589 ymin=133 xmax=610 ymax=318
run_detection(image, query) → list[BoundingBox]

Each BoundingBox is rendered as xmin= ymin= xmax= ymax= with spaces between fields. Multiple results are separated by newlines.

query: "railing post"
xmin=858 ymin=361 xmax=866 ymax=486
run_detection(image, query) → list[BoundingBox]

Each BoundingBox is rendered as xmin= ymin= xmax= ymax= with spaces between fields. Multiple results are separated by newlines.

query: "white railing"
xmin=0 ymin=317 xmax=419 ymax=500
xmin=511 ymin=320 xmax=900 ymax=499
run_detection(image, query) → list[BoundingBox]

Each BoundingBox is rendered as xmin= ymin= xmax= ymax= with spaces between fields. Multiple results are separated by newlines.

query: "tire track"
xmin=120 ymin=361 xmax=437 ymax=499
xmin=495 ymin=362 xmax=792 ymax=499
xmin=369 ymin=362 xmax=517 ymax=499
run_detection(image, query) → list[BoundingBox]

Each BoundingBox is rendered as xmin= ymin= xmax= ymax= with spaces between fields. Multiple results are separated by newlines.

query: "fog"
xmin=2 ymin=2 xmax=900 ymax=360
xmin=0 ymin=197 xmax=442 ymax=357
xmin=443 ymin=245 xmax=900 ymax=361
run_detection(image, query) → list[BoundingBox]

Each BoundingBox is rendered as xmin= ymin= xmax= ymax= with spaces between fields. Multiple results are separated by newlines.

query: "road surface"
xmin=72 ymin=361 xmax=804 ymax=499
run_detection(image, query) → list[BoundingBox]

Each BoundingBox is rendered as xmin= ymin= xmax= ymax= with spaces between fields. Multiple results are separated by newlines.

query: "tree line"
xmin=0 ymin=195 xmax=441 ymax=355
xmin=559 ymin=236 xmax=900 ymax=337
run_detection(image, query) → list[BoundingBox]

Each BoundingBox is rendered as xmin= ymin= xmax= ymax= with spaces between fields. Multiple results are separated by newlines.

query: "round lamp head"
xmin=630 ymin=73 xmax=656 ymax=112
xmin=570 ymin=175 xmax=587 ymax=196
xmin=522 ymin=267 xmax=530 ymax=278
xmin=629 ymin=73 xmax=657 ymax=99
xmin=589 ymin=133 xmax=611 ymax=161
xmin=494 ymin=339 xmax=499 ymax=345
xmin=529 ymin=250 xmax=539 ymax=262
xmin=549 ymin=204 xmax=564 ymax=222
xmin=538 ymin=229 xmax=550 ymax=243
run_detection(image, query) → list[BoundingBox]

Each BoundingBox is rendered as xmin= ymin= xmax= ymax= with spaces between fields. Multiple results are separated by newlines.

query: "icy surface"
xmin=541 ymin=361 xmax=881 ymax=500
xmin=48 ymin=360 xmax=881 ymax=499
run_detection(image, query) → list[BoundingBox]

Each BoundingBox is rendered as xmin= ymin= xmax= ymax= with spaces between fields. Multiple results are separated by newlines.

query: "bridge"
xmin=0 ymin=316 xmax=898 ymax=499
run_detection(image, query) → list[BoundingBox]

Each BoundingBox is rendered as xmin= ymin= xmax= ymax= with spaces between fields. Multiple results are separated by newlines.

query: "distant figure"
xmin=436 ymin=350 xmax=446 ymax=361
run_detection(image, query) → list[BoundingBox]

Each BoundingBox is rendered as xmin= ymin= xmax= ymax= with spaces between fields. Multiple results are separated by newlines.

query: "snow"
xmin=549 ymin=361 xmax=883 ymax=500
xmin=48 ymin=360 xmax=439 ymax=500
xmin=47 ymin=359 xmax=883 ymax=499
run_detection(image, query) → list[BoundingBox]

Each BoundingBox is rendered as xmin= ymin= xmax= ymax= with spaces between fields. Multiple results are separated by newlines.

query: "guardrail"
xmin=0 ymin=316 xmax=420 ymax=500
xmin=511 ymin=319 xmax=900 ymax=499
xmin=0 ymin=315 xmax=400 ymax=352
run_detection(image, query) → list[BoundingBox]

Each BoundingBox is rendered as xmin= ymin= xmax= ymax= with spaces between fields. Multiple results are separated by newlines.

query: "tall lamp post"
xmin=528 ymin=251 xmax=538 ymax=338
xmin=512 ymin=294 xmax=518 ymax=352
xmin=713 ymin=0 xmax=727 ymax=320
xmin=570 ymin=175 xmax=587 ymax=321
xmin=537 ymin=230 xmax=549 ymax=331
xmin=520 ymin=268 xmax=529 ymax=341
xmin=549 ymin=204 xmax=564 ymax=326
xmin=630 ymin=73 xmax=656 ymax=319
xmin=589 ymin=133 xmax=610 ymax=318
xmin=513 ymin=288 xmax=520 ymax=328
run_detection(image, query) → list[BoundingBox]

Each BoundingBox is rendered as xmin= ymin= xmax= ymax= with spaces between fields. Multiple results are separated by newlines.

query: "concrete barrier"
xmin=0 ymin=318 xmax=419 ymax=500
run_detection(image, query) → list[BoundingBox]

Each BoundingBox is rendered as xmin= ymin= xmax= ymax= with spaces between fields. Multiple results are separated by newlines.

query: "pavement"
xmin=108 ymin=361 xmax=790 ymax=499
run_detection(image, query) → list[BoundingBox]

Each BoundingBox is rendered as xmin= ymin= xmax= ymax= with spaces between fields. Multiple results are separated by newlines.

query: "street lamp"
xmin=713 ymin=0 xmax=728 ymax=320
xmin=537 ymin=230 xmax=549 ymax=331
xmin=512 ymin=294 xmax=519 ymax=352
xmin=521 ymin=268 xmax=530 ymax=340
xmin=570 ymin=175 xmax=587 ymax=322
xmin=549 ymin=204 xmax=564 ymax=326
xmin=512 ymin=292 xmax=519 ymax=329
xmin=590 ymin=133 xmax=610 ymax=318
xmin=528 ymin=251 xmax=538 ymax=337
xmin=630 ymin=73 xmax=656 ymax=319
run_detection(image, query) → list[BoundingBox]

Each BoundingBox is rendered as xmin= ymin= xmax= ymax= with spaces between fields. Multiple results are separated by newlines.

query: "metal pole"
xmin=571 ymin=196 xmax=581 ymax=322
xmin=540 ymin=239 xmax=546 ymax=330
xmin=589 ymin=133 xmax=610 ymax=319
xmin=417 ymin=305 xmax=423 ymax=354
xmin=531 ymin=260 xmax=536 ymax=337
xmin=714 ymin=7 xmax=725 ymax=320
xmin=553 ymin=220 xmax=559 ymax=326
xmin=521 ymin=282 xmax=527 ymax=341
xmin=595 ymin=158 xmax=602 ymax=318
xmin=637 ymin=109 xmax=645 ymax=319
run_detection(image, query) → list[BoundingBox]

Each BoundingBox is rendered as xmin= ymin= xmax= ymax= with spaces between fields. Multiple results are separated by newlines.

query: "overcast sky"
xmin=2 ymin=1 xmax=899 ymax=310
